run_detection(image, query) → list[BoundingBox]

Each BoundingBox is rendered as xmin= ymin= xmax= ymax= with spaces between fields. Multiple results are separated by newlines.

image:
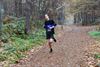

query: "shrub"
xmin=0 ymin=29 xmax=45 ymax=63
xmin=95 ymin=53 xmax=100 ymax=59
xmin=0 ymin=16 xmax=46 ymax=64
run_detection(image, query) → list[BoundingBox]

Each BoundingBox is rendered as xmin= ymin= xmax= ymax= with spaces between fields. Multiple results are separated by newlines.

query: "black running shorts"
xmin=46 ymin=31 xmax=54 ymax=39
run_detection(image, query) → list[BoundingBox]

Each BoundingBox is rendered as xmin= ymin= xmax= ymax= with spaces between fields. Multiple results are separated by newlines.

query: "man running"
xmin=44 ymin=14 xmax=57 ymax=53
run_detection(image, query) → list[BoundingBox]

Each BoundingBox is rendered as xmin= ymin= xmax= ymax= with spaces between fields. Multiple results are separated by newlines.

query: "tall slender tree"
xmin=0 ymin=0 xmax=4 ymax=35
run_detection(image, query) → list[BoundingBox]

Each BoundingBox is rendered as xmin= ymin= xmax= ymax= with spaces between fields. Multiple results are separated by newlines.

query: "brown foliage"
xmin=3 ymin=15 xmax=15 ymax=24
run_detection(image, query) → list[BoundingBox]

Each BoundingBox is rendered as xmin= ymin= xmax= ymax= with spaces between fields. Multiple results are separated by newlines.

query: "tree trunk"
xmin=24 ymin=0 xmax=31 ymax=34
xmin=15 ymin=0 xmax=22 ymax=17
xmin=0 ymin=0 xmax=4 ymax=35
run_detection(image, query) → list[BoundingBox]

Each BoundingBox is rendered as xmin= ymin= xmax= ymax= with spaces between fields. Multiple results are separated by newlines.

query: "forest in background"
xmin=0 ymin=0 xmax=100 ymax=66
xmin=0 ymin=0 xmax=65 ymax=34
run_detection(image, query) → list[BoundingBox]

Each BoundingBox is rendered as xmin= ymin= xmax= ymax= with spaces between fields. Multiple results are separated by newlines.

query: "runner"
xmin=44 ymin=14 xmax=57 ymax=53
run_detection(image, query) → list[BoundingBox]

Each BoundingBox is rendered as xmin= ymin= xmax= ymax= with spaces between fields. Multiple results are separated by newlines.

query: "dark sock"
xmin=50 ymin=48 xmax=53 ymax=53
xmin=53 ymin=38 xmax=57 ymax=42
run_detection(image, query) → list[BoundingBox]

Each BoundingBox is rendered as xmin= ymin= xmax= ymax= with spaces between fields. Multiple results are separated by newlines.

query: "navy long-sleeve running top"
xmin=44 ymin=20 xmax=57 ymax=34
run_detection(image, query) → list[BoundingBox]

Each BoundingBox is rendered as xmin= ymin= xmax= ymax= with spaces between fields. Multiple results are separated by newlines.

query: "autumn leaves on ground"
xmin=4 ymin=25 xmax=99 ymax=67
xmin=0 ymin=0 xmax=100 ymax=67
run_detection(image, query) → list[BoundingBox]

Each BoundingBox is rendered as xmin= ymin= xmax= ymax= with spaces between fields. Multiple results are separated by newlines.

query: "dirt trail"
xmin=11 ymin=25 xmax=95 ymax=67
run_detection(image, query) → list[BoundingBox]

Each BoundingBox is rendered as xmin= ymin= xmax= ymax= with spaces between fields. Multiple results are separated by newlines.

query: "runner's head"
xmin=45 ymin=14 xmax=50 ymax=21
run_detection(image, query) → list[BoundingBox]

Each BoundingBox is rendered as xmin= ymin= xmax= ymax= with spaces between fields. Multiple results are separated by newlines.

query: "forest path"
xmin=12 ymin=25 xmax=95 ymax=67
